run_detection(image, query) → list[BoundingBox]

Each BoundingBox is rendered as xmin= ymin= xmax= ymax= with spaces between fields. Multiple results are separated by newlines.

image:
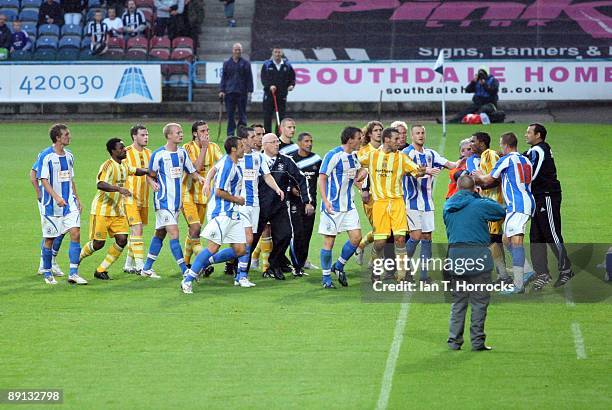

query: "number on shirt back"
xmin=516 ymin=162 xmax=532 ymax=184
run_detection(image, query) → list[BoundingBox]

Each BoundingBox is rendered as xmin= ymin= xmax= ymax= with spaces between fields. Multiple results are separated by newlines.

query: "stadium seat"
xmin=21 ymin=0 xmax=43 ymax=7
xmin=80 ymin=36 xmax=91 ymax=49
xmin=87 ymin=0 xmax=101 ymax=7
xmin=38 ymin=24 xmax=60 ymax=38
xmin=33 ymin=48 xmax=57 ymax=60
xmin=167 ymin=49 xmax=192 ymax=75
xmin=102 ymin=48 xmax=124 ymax=59
xmin=78 ymin=49 xmax=94 ymax=60
xmin=134 ymin=0 xmax=154 ymax=8
xmin=127 ymin=36 xmax=148 ymax=51
xmin=150 ymin=35 xmax=170 ymax=50
xmin=0 ymin=8 xmax=18 ymax=21
xmin=18 ymin=9 xmax=38 ymax=22
xmin=148 ymin=48 xmax=169 ymax=61
xmin=36 ymin=36 xmax=59 ymax=49
xmin=10 ymin=49 xmax=32 ymax=60
xmin=56 ymin=48 xmax=79 ymax=60
xmin=106 ymin=36 xmax=125 ymax=50
xmin=171 ymin=36 xmax=193 ymax=52
xmin=61 ymin=23 xmax=83 ymax=37
xmin=59 ymin=35 xmax=81 ymax=49
xmin=0 ymin=0 xmax=19 ymax=9
xmin=22 ymin=23 xmax=37 ymax=36
xmin=126 ymin=48 xmax=147 ymax=60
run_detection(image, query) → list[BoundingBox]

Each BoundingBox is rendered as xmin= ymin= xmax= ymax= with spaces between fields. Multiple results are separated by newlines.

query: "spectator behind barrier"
xmin=0 ymin=14 xmax=10 ymax=60
xmin=10 ymin=20 xmax=33 ymax=54
xmin=87 ymin=10 xmax=109 ymax=55
xmin=122 ymin=0 xmax=147 ymax=38
xmin=62 ymin=0 xmax=85 ymax=26
xmin=39 ymin=0 xmax=64 ymax=26
xmin=154 ymin=0 xmax=186 ymax=39
xmin=103 ymin=8 xmax=124 ymax=37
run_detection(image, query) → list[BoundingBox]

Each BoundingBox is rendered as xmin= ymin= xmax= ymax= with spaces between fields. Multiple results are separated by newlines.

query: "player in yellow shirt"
xmin=181 ymin=120 xmax=223 ymax=267
xmin=468 ymin=132 xmax=509 ymax=282
xmin=359 ymin=127 xmax=424 ymax=281
xmin=354 ymin=120 xmax=383 ymax=264
xmin=123 ymin=124 xmax=151 ymax=274
xmin=80 ymin=138 xmax=147 ymax=280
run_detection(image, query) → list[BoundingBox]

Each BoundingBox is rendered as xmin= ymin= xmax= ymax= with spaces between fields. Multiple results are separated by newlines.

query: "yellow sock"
xmin=80 ymin=241 xmax=96 ymax=261
xmin=192 ymin=238 xmax=202 ymax=259
xmin=97 ymin=243 xmax=124 ymax=273
xmin=252 ymin=241 xmax=262 ymax=259
xmin=184 ymin=235 xmax=194 ymax=265
xmin=359 ymin=231 xmax=375 ymax=249
xmin=261 ymin=236 xmax=272 ymax=272
xmin=131 ymin=236 xmax=144 ymax=265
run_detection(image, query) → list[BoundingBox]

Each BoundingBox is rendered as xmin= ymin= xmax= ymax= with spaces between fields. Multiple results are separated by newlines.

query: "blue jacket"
xmin=220 ymin=57 xmax=253 ymax=95
xmin=443 ymin=190 xmax=505 ymax=276
xmin=443 ymin=190 xmax=505 ymax=245
xmin=465 ymin=75 xmax=499 ymax=104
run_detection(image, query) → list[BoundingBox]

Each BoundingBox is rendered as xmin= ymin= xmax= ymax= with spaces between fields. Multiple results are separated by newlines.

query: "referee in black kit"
xmin=525 ymin=123 xmax=574 ymax=290
xmin=253 ymin=133 xmax=314 ymax=280
xmin=290 ymin=132 xmax=322 ymax=276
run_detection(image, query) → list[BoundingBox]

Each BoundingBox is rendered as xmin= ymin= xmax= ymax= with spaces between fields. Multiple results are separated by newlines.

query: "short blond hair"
xmin=390 ymin=120 xmax=408 ymax=130
xmin=163 ymin=123 xmax=181 ymax=138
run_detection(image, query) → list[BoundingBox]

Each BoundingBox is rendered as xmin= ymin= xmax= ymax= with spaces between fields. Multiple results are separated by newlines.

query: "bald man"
xmin=219 ymin=43 xmax=253 ymax=136
xmin=443 ymin=175 xmax=505 ymax=351
xmin=251 ymin=133 xmax=314 ymax=280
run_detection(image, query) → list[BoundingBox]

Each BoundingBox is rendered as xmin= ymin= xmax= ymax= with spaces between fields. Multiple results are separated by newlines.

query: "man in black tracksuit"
xmin=290 ymin=132 xmax=322 ymax=276
xmin=253 ymin=133 xmax=313 ymax=280
xmin=261 ymin=48 xmax=296 ymax=135
xmin=524 ymin=123 xmax=573 ymax=290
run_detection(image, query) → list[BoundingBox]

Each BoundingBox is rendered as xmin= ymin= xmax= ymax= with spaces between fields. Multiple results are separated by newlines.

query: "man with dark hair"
xmin=80 ymin=139 xmax=147 ymax=280
xmin=182 ymin=136 xmax=249 ymax=294
xmin=474 ymin=132 xmax=535 ymax=293
xmin=318 ymin=127 xmax=366 ymax=288
xmin=359 ymin=127 xmax=425 ymax=282
xmin=290 ymin=132 xmax=322 ymax=276
xmin=525 ymin=123 xmax=574 ymax=289
xmin=449 ymin=66 xmax=499 ymax=123
xmin=38 ymin=0 xmax=64 ymax=26
xmin=444 ymin=175 xmax=506 ymax=351
xmin=467 ymin=131 xmax=510 ymax=284
xmin=219 ymin=43 xmax=253 ymax=136
xmin=123 ymin=124 xmax=151 ymax=274
xmin=35 ymin=124 xmax=86 ymax=285
xmin=261 ymin=47 xmax=296 ymax=135
xmin=251 ymin=133 xmax=313 ymax=280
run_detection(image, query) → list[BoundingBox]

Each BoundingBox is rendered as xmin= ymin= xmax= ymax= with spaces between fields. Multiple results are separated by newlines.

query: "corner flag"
xmin=434 ymin=51 xmax=444 ymax=75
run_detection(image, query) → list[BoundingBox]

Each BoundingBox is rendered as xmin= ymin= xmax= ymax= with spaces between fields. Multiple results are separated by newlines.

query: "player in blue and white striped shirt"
xmin=402 ymin=125 xmax=456 ymax=282
xmin=141 ymin=123 xmax=203 ymax=279
xmin=31 ymin=148 xmax=66 ymax=278
xmin=183 ymin=136 xmax=254 ymax=294
xmin=475 ymin=132 xmax=536 ymax=293
xmin=35 ymin=124 xmax=87 ymax=285
xmin=318 ymin=127 xmax=367 ymax=288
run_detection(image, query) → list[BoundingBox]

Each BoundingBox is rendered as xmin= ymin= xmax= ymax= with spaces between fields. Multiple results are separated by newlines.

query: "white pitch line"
xmin=375 ymin=132 xmax=448 ymax=410
xmin=376 ymin=301 xmax=410 ymax=410
xmin=571 ymin=322 xmax=587 ymax=360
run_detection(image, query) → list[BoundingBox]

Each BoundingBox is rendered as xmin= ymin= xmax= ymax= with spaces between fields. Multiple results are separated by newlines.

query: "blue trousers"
xmin=225 ymin=92 xmax=247 ymax=136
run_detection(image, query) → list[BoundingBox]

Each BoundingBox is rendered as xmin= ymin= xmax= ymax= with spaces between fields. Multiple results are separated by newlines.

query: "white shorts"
xmin=407 ymin=209 xmax=435 ymax=233
xmin=40 ymin=210 xmax=80 ymax=237
xmin=318 ymin=208 xmax=361 ymax=236
xmin=155 ymin=209 xmax=180 ymax=230
xmin=239 ymin=205 xmax=260 ymax=233
xmin=504 ymin=212 xmax=530 ymax=237
xmin=202 ymin=215 xmax=246 ymax=245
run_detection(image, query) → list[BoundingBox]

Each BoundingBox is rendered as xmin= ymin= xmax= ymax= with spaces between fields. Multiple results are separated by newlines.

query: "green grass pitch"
xmin=0 ymin=121 xmax=610 ymax=409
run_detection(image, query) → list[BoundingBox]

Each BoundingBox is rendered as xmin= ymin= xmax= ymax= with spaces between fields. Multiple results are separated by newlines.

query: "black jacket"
xmin=261 ymin=59 xmax=296 ymax=98
xmin=525 ymin=141 xmax=562 ymax=196
xmin=38 ymin=1 xmax=64 ymax=25
xmin=61 ymin=0 xmax=84 ymax=14
xmin=259 ymin=154 xmax=310 ymax=211
xmin=291 ymin=151 xmax=321 ymax=204
xmin=0 ymin=25 xmax=10 ymax=49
